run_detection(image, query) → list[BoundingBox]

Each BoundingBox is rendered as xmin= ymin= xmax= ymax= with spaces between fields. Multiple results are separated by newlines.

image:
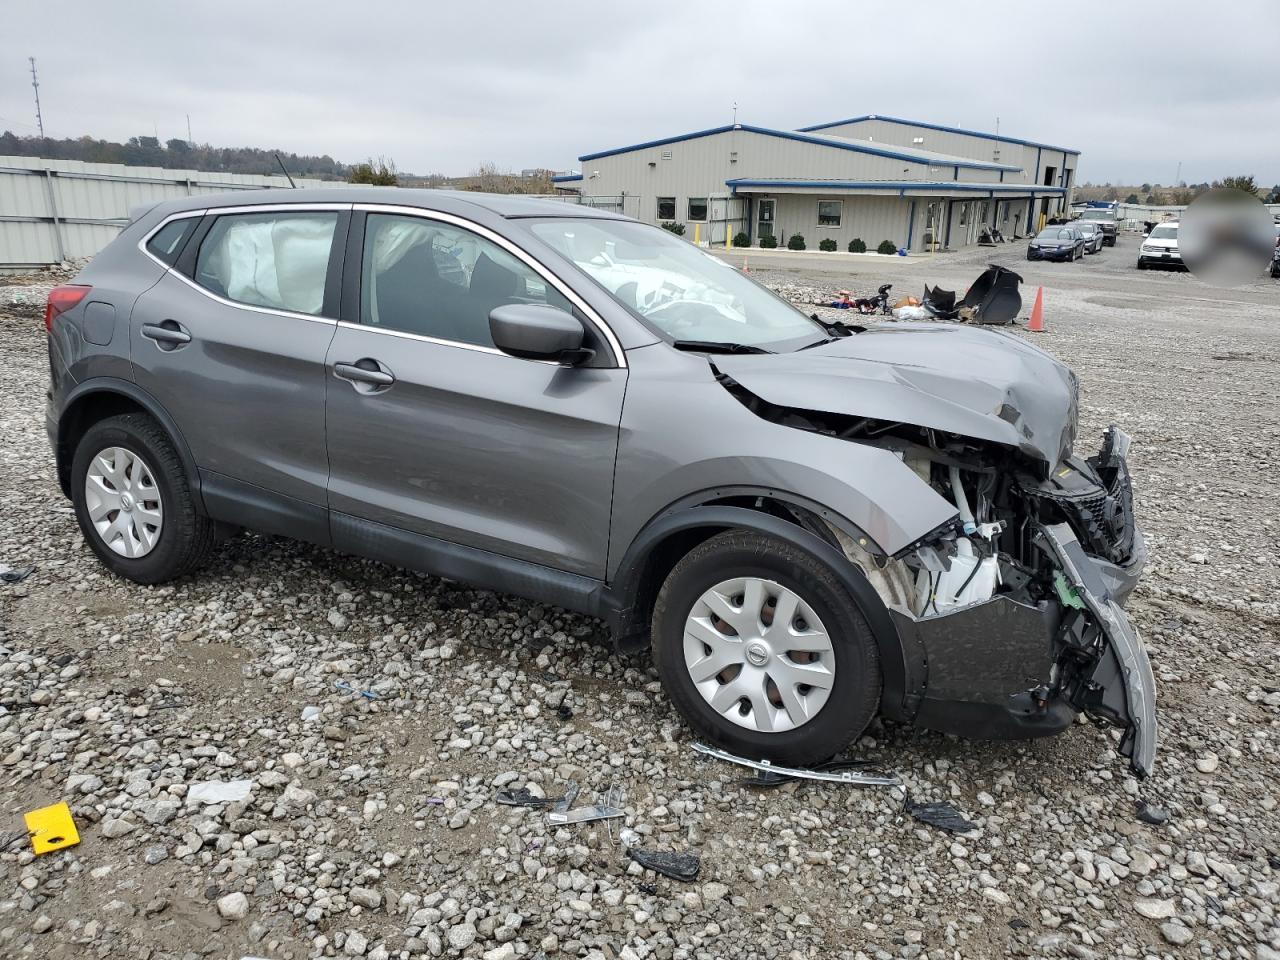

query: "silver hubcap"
xmin=84 ymin=446 xmax=163 ymax=558
xmin=683 ymin=577 xmax=836 ymax=733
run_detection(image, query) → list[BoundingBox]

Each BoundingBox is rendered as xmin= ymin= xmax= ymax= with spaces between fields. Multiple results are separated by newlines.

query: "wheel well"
xmin=610 ymin=495 xmax=837 ymax=653
xmin=55 ymin=392 xmax=150 ymax=497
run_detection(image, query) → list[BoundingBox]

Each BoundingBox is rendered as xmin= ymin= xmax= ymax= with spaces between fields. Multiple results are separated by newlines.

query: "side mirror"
xmin=489 ymin=303 xmax=593 ymax=365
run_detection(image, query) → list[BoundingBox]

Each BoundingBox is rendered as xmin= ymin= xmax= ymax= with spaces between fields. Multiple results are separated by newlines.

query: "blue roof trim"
xmin=577 ymin=123 xmax=1021 ymax=171
xmin=795 ymin=114 xmax=1080 ymax=156
xmin=550 ymin=173 xmax=583 ymax=183
xmin=725 ymin=178 xmax=1067 ymax=195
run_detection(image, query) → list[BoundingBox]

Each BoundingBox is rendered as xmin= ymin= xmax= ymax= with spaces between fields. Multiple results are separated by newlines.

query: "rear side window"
xmin=194 ymin=211 xmax=338 ymax=316
xmin=146 ymin=218 xmax=197 ymax=266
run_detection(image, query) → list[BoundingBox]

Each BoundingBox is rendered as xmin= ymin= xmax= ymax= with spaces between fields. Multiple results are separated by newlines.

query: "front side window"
xmin=817 ymin=200 xmax=843 ymax=227
xmin=195 ymin=211 xmax=338 ymax=315
xmin=656 ymin=197 xmax=676 ymax=220
xmin=361 ymin=213 xmax=571 ymax=347
xmin=687 ymin=198 xmax=708 ymax=222
xmin=528 ymin=218 xmax=822 ymax=350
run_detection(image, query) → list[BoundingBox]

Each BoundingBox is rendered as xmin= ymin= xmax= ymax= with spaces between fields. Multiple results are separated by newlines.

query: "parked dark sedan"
xmin=1028 ymin=225 xmax=1086 ymax=262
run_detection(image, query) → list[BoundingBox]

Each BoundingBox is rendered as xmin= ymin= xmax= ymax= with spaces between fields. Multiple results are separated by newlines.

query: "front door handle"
xmin=334 ymin=359 xmax=395 ymax=392
xmin=141 ymin=320 xmax=191 ymax=350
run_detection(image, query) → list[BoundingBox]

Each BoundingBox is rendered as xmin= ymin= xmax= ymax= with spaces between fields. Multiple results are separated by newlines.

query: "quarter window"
xmin=360 ymin=213 xmax=572 ymax=348
xmin=817 ymin=200 xmax=843 ymax=227
xmin=687 ymin=198 xmax=708 ymax=223
xmin=146 ymin=218 xmax=197 ymax=266
xmin=194 ymin=211 xmax=338 ymax=315
xmin=656 ymin=197 xmax=676 ymax=220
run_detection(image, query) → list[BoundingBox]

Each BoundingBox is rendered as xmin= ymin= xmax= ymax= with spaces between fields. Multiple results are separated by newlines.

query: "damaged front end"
xmin=710 ymin=331 xmax=1157 ymax=776
xmin=871 ymin=424 xmax=1155 ymax=777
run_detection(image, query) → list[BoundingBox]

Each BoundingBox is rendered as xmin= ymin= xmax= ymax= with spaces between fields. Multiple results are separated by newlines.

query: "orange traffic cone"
xmin=1027 ymin=286 xmax=1045 ymax=332
xmin=741 ymin=257 xmax=750 ymax=274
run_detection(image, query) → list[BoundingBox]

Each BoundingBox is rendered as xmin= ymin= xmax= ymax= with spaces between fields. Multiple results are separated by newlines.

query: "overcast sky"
xmin=4 ymin=0 xmax=1277 ymax=185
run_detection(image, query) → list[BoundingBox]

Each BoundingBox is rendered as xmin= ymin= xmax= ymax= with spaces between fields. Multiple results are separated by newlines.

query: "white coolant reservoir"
xmin=914 ymin=537 xmax=1002 ymax=615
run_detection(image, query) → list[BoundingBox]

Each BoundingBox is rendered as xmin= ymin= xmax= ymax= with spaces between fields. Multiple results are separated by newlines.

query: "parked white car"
xmin=1138 ymin=221 xmax=1182 ymax=270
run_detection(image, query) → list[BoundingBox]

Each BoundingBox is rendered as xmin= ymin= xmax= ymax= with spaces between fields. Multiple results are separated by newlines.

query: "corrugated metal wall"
xmin=0 ymin=156 xmax=345 ymax=270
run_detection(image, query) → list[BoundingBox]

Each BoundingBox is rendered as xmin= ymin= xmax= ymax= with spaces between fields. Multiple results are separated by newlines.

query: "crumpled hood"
xmin=715 ymin=323 xmax=1079 ymax=469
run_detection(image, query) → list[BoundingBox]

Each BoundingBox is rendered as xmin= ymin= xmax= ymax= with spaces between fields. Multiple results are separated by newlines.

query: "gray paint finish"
xmin=325 ymin=325 xmax=627 ymax=578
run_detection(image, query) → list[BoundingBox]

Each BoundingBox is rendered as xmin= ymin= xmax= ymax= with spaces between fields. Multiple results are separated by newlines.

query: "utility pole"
xmin=1174 ymin=161 xmax=1182 ymax=187
xmin=186 ymin=114 xmax=193 ymax=146
xmin=29 ymin=57 xmax=45 ymax=139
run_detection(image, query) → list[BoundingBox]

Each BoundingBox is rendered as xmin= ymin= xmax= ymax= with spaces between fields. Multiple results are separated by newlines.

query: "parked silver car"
xmin=1072 ymin=220 xmax=1106 ymax=254
xmin=44 ymin=189 xmax=1156 ymax=775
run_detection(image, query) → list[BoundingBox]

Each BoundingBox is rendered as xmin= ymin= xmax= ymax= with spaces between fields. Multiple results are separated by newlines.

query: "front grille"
xmin=1023 ymin=452 xmax=1136 ymax=566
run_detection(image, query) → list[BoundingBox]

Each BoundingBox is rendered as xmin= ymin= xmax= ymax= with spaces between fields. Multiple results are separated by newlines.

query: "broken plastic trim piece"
xmin=1039 ymin=522 xmax=1158 ymax=778
xmin=628 ymin=848 xmax=701 ymax=882
xmin=691 ymin=742 xmax=900 ymax=787
xmin=547 ymin=804 xmax=624 ymax=825
xmin=906 ymin=799 xmax=977 ymax=833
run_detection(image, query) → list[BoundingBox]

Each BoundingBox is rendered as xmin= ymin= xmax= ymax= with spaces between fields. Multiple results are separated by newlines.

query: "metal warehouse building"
xmin=553 ymin=114 xmax=1079 ymax=252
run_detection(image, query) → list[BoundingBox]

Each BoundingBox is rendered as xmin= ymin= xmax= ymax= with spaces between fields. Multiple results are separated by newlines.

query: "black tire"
xmin=1137 ymin=260 xmax=1147 ymax=271
xmin=71 ymin=413 xmax=215 ymax=584
xmin=651 ymin=530 xmax=882 ymax=765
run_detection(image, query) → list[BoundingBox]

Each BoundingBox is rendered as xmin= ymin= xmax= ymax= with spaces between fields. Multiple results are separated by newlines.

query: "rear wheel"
xmin=71 ymin=414 xmax=215 ymax=583
xmin=651 ymin=530 xmax=882 ymax=765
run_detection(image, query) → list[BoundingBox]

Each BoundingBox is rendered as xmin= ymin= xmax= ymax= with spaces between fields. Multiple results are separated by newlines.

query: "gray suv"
xmin=45 ymin=189 xmax=1156 ymax=775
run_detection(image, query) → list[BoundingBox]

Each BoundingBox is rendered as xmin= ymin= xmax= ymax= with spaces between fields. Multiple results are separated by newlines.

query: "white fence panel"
xmin=0 ymin=156 xmax=347 ymax=270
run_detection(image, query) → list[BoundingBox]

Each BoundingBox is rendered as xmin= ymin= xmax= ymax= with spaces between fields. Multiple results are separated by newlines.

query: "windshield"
xmin=1081 ymin=211 xmax=1114 ymax=221
xmin=1149 ymin=225 xmax=1178 ymax=240
xmin=1037 ymin=228 xmax=1075 ymax=241
xmin=527 ymin=218 xmax=822 ymax=348
xmin=1074 ymin=222 xmax=1097 ymax=233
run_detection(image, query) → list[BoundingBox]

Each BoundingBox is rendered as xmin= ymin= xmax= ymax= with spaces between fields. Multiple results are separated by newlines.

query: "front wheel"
xmin=651 ymin=530 xmax=882 ymax=765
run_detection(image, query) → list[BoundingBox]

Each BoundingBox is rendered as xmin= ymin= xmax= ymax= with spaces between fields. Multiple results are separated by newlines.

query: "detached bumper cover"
xmin=1040 ymin=522 xmax=1158 ymax=777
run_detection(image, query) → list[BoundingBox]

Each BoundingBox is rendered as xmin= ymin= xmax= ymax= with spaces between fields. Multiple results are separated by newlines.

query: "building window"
xmin=656 ymin=197 xmax=676 ymax=220
xmin=958 ymin=203 xmax=968 ymax=226
xmin=687 ymin=198 xmax=708 ymax=222
xmin=817 ymin=200 xmax=843 ymax=228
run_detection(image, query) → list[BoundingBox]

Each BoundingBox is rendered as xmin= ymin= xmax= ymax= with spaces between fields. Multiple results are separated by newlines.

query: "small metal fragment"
xmin=546 ymin=804 xmax=623 ymax=825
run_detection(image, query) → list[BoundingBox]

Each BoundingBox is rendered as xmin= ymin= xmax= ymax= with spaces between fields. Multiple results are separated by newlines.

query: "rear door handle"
xmin=334 ymin=359 xmax=395 ymax=391
xmin=141 ymin=321 xmax=191 ymax=349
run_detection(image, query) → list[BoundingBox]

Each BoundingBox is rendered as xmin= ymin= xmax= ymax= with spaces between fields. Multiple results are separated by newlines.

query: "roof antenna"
xmin=732 ymin=101 xmax=738 ymax=126
xmin=274 ymin=152 xmax=298 ymax=188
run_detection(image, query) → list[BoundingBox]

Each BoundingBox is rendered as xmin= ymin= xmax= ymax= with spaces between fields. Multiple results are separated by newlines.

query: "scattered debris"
xmin=333 ymin=681 xmax=379 ymax=700
xmin=1136 ymin=799 xmax=1171 ymax=825
xmin=23 ymin=801 xmax=79 ymax=855
xmin=905 ymin=799 xmax=977 ymax=834
xmin=546 ymin=783 xmax=623 ymax=825
xmin=186 ymin=780 xmax=254 ymax=805
xmin=0 ymin=563 xmax=35 ymax=584
xmin=627 ymin=848 xmax=701 ymax=882
xmin=691 ymin=742 xmax=900 ymax=787
xmin=495 ymin=786 xmax=564 ymax=809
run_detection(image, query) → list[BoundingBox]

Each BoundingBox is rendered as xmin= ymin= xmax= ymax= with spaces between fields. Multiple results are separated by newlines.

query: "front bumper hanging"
xmin=1039 ymin=522 xmax=1158 ymax=777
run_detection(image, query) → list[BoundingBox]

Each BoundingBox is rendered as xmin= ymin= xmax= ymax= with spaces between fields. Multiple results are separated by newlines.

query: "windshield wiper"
xmin=809 ymin=313 xmax=865 ymax=338
xmin=671 ymin=340 xmax=772 ymax=355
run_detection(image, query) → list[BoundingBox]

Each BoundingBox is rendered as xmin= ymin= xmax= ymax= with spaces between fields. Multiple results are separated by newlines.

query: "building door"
xmin=757 ymin=199 xmax=776 ymax=242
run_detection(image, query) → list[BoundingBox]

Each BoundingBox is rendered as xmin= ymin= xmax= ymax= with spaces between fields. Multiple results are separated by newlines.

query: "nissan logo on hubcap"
xmin=745 ymin=642 xmax=769 ymax=666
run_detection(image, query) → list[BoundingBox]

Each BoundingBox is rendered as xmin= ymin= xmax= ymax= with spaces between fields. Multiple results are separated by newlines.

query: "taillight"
xmin=44 ymin=284 xmax=92 ymax=332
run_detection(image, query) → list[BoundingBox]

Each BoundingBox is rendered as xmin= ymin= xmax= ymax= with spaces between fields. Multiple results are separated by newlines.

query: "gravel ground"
xmin=1 ymin=238 xmax=1279 ymax=960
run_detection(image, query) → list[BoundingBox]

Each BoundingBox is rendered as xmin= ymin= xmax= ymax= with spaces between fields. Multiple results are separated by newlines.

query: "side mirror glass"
xmin=489 ymin=303 xmax=592 ymax=365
